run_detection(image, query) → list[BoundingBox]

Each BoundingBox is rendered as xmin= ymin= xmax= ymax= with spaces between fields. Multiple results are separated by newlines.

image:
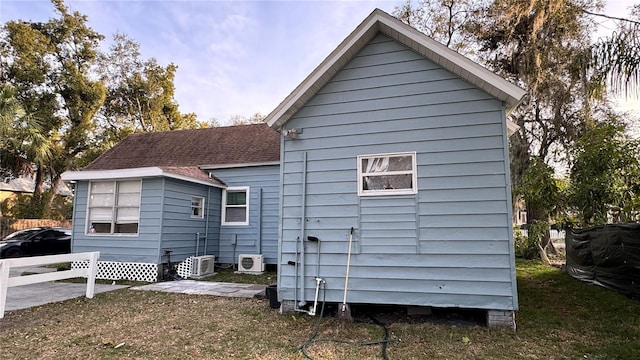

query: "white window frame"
xmin=221 ymin=186 xmax=249 ymax=226
xmin=357 ymin=152 xmax=417 ymax=196
xmin=191 ymin=196 xmax=205 ymax=219
xmin=86 ymin=180 xmax=141 ymax=235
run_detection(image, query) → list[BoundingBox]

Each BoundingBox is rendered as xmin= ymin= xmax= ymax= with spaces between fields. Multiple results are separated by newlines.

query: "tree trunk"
xmin=526 ymin=203 xmax=558 ymax=257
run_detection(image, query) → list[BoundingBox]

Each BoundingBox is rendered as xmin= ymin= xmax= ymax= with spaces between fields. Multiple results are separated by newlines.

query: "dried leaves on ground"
xmin=1 ymin=260 xmax=639 ymax=359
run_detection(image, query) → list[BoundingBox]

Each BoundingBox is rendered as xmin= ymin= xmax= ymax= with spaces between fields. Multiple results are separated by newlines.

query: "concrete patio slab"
xmin=131 ymin=280 xmax=266 ymax=298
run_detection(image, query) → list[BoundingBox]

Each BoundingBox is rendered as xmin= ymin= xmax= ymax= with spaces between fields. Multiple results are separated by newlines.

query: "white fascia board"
xmin=506 ymin=120 xmax=520 ymax=136
xmin=62 ymin=167 xmax=163 ymax=181
xmin=61 ymin=167 xmax=225 ymax=188
xmin=199 ymin=161 xmax=280 ymax=170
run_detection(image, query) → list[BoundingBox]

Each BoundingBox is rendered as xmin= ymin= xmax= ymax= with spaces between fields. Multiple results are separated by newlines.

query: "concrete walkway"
xmin=3 ymin=267 xmax=265 ymax=314
xmin=131 ymin=280 xmax=266 ymax=298
xmin=4 ymin=266 xmax=129 ymax=312
xmin=5 ymin=282 xmax=130 ymax=311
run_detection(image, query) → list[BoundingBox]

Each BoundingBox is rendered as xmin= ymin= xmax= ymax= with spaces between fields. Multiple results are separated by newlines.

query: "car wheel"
xmin=4 ymin=247 xmax=24 ymax=258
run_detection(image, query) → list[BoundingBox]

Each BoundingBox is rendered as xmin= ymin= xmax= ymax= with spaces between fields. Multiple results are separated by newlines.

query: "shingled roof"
xmin=84 ymin=123 xmax=280 ymax=171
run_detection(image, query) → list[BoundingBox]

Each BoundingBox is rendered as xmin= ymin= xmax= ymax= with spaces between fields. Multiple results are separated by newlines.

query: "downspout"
xmin=157 ymin=178 xmax=167 ymax=269
xmin=204 ymin=186 xmax=211 ymax=255
xmin=70 ymin=182 xmax=78 ymax=252
xmin=296 ymin=151 xmax=308 ymax=309
xmin=257 ymin=188 xmax=263 ymax=254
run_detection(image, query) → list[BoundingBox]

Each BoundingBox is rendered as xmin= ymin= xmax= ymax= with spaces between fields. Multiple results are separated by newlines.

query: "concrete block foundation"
xmin=486 ymin=310 xmax=516 ymax=330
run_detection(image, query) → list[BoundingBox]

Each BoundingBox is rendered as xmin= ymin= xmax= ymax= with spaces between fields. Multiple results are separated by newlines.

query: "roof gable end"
xmin=265 ymin=8 xmax=526 ymax=131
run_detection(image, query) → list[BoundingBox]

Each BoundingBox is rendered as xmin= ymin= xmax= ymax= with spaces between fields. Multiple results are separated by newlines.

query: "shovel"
xmin=337 ymin=227 xmax=354 ymax=321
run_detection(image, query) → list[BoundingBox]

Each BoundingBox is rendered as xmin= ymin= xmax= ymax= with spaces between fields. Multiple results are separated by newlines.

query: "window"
xmin=222 ymin=187 xmax=249 ymax=225
xmin=88 ymin=180 xmax=141 ymax=234
xmin=358 ymin=152 xmax=417 ymax=196
xmin=191 ymin=197 xmax=205 ymax=219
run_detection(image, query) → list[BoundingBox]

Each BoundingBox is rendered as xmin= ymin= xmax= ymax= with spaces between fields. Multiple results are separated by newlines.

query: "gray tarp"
xmin=566 ymin=224 xmax=640 ymax=299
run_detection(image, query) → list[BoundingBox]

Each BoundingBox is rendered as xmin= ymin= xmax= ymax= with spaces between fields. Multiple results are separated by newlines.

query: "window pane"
xmin=191 ymin=197 xmax=204 ymax=217
xmin=90 ymin=193 xmax=114 ymax=207
xmin=362 ymin=157 xmax=389 ymax=173
xmin=90 ymin=222 xmax=111 ymax=233
xmin=226 ymin=191 xmax=246 ymax=205
xmin=115 ymin=223 xmax=138 ymax=234
xmin=116 ymin=207 xmax=139 ymax=222
xmin=118 ymin=181 xmax=141 ymax=193
xmin=89 ymin=207 xmax=113 ymax=221
xmin=117 ymin=193 xmax=140 ymax=207
xmin=225 ymin=207 xmax=247 ymax=223
xmin=388 ymin=155 xmax=413 ymax=171
xmin=91 ymin=182 xmax=114 ymax=193
xmin=363 ymin=174 xmax=413 ymax=191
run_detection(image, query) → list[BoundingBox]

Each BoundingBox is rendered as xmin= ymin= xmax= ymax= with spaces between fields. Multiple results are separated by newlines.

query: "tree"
xmin=569 ymin=118 xmax=640 ymax=226
xmin=2 ymin=0 xmax=199 ymax=216
xmin=228 ymin=113 xmax=265 ymax=126
xmin=94 ymin=33 xmax=198 ymax=156
xmin=393 ymin=0 xmax=481 ymax=54
xmin=393 ymin=0 xmax=640 ymax=260
xmin=0 ymin=84 xmax=51 ymax=180
xmin=584 ymin=4 xmax=640 ymax=98
xmin=1 ymin=0 xmax=106 ymax=216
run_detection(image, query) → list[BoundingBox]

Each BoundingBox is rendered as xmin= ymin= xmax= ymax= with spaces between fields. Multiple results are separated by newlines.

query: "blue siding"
xmin=71 ymin=178 xmax=164 ymax=263
xmin=159 ymin=178 xmax=221 ymax=263
xmin=278 ymin=34 xmax=517 ymax=311
xmin=71 ymin=177 xmax=221 ymax=264
xmin=211 ymin=165 xmax=280 ymax=264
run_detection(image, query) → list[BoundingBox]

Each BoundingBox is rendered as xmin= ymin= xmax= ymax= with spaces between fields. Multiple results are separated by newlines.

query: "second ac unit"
xmin=238 ymin=254 xmax=265 ymax=274
xmin=192 ymin=255 xmax=216 ymax=277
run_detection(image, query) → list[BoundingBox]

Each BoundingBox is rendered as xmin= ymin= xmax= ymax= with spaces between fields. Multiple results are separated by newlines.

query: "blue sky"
xmin=1 ymin=0 xmax=638 ymax=124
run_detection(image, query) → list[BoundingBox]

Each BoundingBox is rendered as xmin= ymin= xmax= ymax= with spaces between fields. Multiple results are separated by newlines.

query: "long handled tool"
xmin=337 ymin=227 xmax=354 ymax=321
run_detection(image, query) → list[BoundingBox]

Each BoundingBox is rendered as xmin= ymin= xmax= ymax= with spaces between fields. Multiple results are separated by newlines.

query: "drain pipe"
xmin=204 ymin=187 xmax=211 ymax=255
xmin=307 ymin=235 xmax=324 ymax=316
xmin=296 ymin=151 xmax=308 ymax=309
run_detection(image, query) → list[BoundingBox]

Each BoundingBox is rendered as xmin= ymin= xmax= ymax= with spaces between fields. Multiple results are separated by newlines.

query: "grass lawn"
xmin=1 ymin=260 xmax=638 ymax=359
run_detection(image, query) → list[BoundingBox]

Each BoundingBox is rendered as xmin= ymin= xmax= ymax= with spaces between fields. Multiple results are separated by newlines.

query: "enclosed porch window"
xmin=88 ymin=180 xmax=141 ymax=235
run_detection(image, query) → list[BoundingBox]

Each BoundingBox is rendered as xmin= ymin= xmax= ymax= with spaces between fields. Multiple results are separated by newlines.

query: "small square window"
xmin=191 ymin=197 xmax=205 ymax=219
xmin=358 ymin=152 xmax=417 ymax=196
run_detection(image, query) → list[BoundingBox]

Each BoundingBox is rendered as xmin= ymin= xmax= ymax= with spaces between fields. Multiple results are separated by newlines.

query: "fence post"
xmin=0 ymin=260 xmax=9 ymax=319
xmin=86 ymin=252 xmax=99 ymax=299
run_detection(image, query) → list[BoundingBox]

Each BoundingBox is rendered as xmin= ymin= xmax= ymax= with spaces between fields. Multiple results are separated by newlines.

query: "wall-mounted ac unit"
xmin=192 ymin=255 xmax=215 ymax=277
xmin=238 ymin=254 xmax=265 ymax=274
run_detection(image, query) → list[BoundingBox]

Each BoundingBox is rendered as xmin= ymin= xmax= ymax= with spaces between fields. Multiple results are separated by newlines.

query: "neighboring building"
xmin=0 ymin=175 xmax=73 ymax=201
xmin=265 ymin=9 xmax=525 ymax=329
xmin=61 ymin=124 xmax=280 ymax=282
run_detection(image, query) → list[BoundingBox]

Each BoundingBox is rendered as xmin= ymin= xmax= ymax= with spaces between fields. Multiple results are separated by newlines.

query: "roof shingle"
xmin=84 ymin=124 xmax=280 ymax=171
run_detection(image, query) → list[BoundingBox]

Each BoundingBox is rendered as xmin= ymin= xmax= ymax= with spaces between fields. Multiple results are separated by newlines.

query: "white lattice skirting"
xmin=72 ymin=258 xmax=195 ymax=282
xmin=72 ymin=261 xmax=159 ymax=282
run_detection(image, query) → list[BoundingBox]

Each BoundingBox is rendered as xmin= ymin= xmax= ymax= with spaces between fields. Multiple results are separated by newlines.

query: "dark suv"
xmin=0 ymin=227 xmax=72 ymax=258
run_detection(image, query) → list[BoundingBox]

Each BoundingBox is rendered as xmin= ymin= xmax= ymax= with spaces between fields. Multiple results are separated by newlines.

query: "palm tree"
xmin=0 ymin=84 xmax=51 ymax=179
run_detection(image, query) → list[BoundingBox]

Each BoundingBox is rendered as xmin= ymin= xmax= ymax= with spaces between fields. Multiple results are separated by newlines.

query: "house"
xmin=1 ymin=175 xmax=73 ymax=201
xmin=61 ymin=124 xmax=280 ymax=282
xmin=265 ymin=9 xmax=526 ymax=329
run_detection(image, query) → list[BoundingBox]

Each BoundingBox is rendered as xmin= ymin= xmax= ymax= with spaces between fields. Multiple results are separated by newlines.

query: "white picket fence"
xmin=0 ymin=252 xmax=100 ymax=319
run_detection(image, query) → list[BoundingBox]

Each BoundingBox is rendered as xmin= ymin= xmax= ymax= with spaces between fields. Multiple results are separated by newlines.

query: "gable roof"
xmin=84 ymin=123 xmax=279 ymax=170
xmin=265 ymin=8 xmax=526 ymax=132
